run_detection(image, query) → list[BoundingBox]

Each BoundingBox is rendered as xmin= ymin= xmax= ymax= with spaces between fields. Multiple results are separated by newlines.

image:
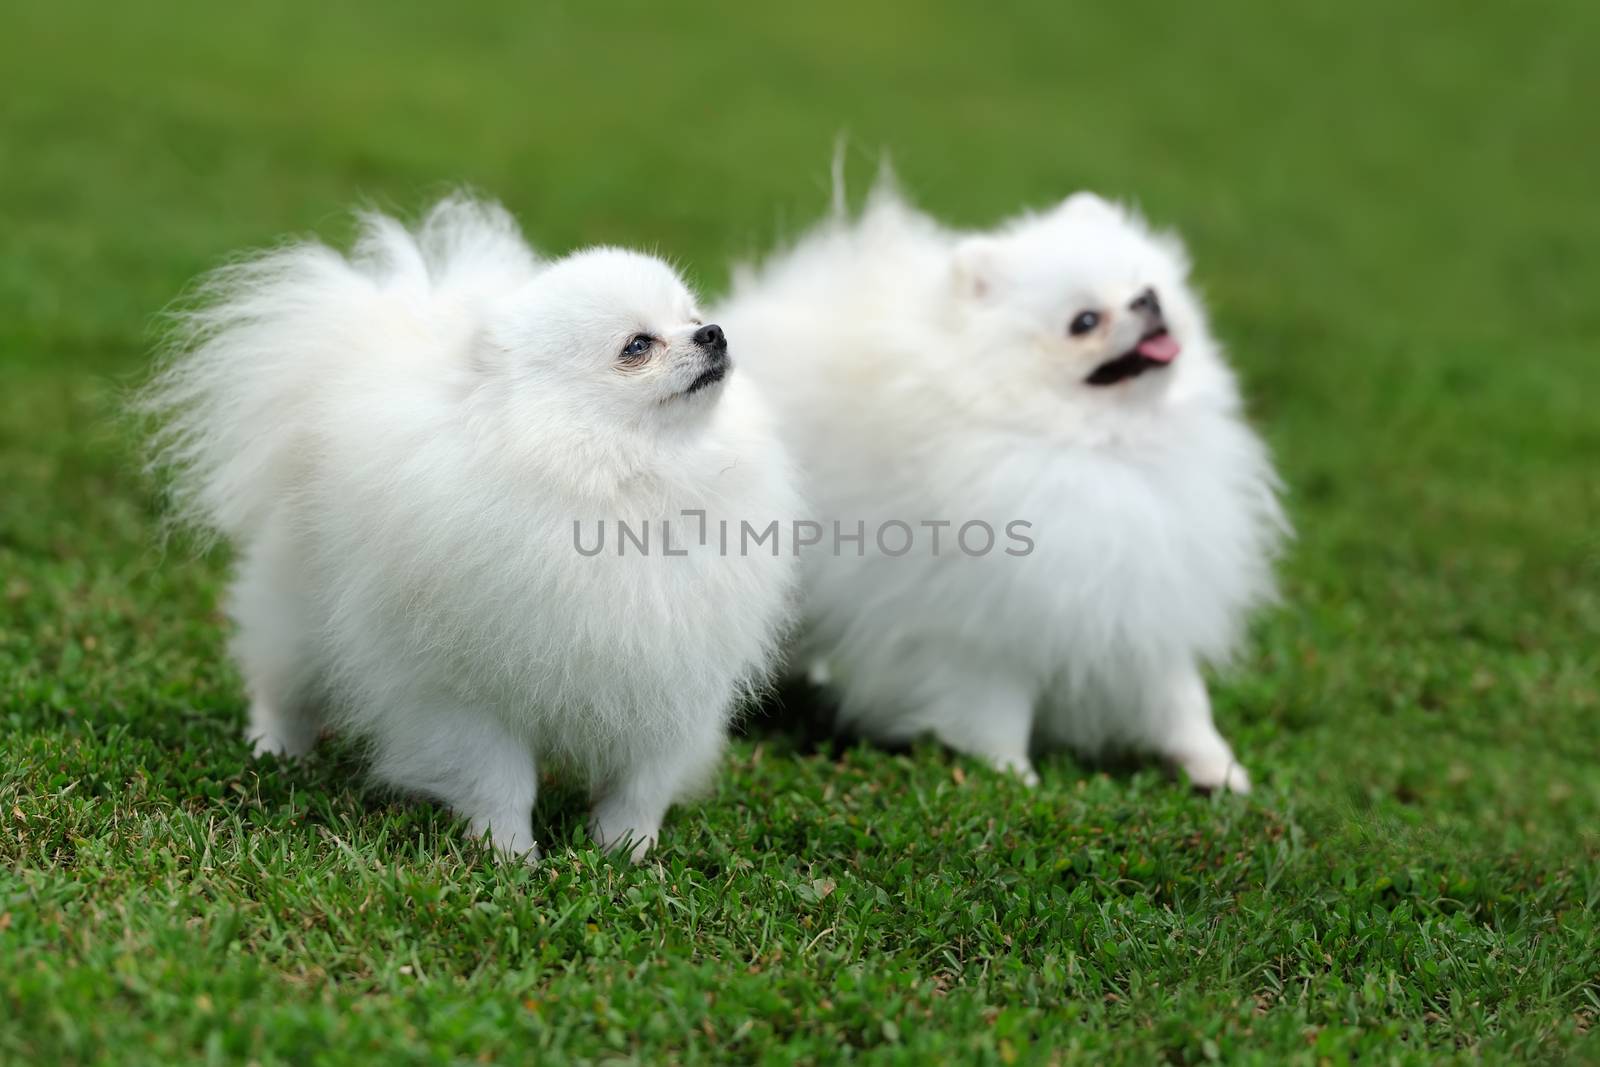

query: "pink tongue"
xmin=1136 ymin=332 xmax=1181 ymax=363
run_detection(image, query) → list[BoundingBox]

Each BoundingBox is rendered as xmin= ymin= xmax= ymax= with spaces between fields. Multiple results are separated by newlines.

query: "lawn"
xmin=2 ymin=2 xmax=1598 ymax=1063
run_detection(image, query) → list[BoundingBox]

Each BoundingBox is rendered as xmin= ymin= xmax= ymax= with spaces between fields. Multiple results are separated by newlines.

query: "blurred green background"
xmin=3 ymin=2 xmax=1597 ymax=1064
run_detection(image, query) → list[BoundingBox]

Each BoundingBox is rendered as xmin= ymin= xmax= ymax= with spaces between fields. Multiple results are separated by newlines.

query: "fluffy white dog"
xmin=716 ymin=181 xmax=1286 ymax=791
xmin=145 ymin=197 xmax=799 ymax=860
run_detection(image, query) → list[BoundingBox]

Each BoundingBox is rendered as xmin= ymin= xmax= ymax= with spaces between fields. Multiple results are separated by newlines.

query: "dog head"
xmin=949 ymin=193 xmax=1206 ymax=405
xmin=484 ymin=248 xmax=731 ymax=439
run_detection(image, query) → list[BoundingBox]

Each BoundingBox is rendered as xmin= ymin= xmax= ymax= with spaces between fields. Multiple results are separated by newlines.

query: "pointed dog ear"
xmin=1052 ymin=191 xmax=1119 ymax=221
xmin=952 ymin=236 xmax=999 ymax=300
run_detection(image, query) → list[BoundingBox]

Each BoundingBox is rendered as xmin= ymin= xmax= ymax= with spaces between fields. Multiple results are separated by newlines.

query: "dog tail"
xmin=139 ymin=195 xmax=535 ymax=545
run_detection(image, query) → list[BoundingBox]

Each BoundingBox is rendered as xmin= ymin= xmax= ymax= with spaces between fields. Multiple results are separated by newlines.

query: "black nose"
xmin=693 ymin=324 xmax=727 ymax=352
xmin=1129 ymin=287 xmax=1161 ymax=317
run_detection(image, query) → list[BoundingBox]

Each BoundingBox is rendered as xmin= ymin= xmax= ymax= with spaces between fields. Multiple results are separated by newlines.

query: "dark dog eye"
xmin=1069 ymin=311 xmax=1100 ymax=336
xmin=620 ymin=334 xmax=653 ymax=360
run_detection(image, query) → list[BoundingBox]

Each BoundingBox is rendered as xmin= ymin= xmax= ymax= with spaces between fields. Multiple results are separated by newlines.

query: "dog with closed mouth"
xmin=143 ymin=196 xmax=800 ymax=860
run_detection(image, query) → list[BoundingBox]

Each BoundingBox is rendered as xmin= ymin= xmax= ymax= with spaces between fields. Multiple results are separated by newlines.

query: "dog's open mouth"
xmin=1085 ymin=329 xmax=1181 ymax=386
xmin=683 ymin=364 xmax=729 ymax=396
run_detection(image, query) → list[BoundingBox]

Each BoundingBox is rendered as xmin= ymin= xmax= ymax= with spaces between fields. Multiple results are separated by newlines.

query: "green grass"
xmin=3 ymin=2 xmax=1598 ymax=1063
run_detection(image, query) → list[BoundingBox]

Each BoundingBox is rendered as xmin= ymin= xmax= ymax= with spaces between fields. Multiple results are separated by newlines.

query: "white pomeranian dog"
xmin=715 ymin=180 xmax=1287 ymax=791
xmin=144 ymin=196 xmax=799 ymax=860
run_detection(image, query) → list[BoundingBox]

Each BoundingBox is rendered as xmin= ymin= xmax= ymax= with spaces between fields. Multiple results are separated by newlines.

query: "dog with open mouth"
xmin=716 ymin=179 xmax=1288 ymax=791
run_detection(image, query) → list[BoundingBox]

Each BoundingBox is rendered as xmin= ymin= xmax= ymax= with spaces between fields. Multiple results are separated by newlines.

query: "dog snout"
xmin=1128 ymin=287 xmax=1162 ymax=319
xmin=693 ymin=323 xmax=727 ymax=354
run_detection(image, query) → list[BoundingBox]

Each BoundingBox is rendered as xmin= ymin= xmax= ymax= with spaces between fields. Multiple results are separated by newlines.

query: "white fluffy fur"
xmin=715 ymin=181 xmax=1287 ymax=791
xmin=144 ymin=196 xmax=799 ymax=860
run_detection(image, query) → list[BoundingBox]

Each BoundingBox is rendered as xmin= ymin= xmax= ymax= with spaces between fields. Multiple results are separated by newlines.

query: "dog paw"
xmin=468 ymin=821 xmax=541 ymax=864
xmin=248 ymin=730 xmax=309 ymax=760
xmin=988 ymin=754 xmax=1041 ymax=788
xmin=1177 ymin=751 xmax=1252 ymax=794
xmin=244 ymin=699 xmax=317 ymax=760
